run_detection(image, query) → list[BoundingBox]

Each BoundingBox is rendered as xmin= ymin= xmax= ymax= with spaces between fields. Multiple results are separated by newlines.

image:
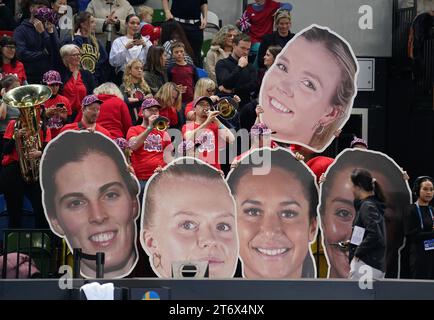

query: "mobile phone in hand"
xmin=133 ymin=32 xmax=141 ymax=40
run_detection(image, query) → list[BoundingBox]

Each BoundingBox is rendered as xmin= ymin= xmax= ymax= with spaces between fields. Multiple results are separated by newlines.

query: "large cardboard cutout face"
xmin=140 ymin=157 xmax=239 ymax=278
xmin=319 ymin=149 xmax=411 ymax=278
xmin=227 ymin=148 xmax=318 ymax=279
xmin=260 ymin=25 xmax=358 ymax=152
xmin=40 ymin=131 xmax=140 ymax=279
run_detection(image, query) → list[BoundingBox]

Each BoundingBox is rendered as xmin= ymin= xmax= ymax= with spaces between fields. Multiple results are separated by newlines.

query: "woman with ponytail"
xmin=62 ymin=11 xmax=109 ymax=85
xmin=348 ymin=168 xmax=386 ymax=280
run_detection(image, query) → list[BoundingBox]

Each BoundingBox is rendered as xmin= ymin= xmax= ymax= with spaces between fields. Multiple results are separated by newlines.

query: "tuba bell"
xmin=2 ymin=84 xmax=52 ymax=183
xmin=213 ymin=97 xmax=238 ymax=120
xmin=153 ymin=116 xmax=170 ymax=131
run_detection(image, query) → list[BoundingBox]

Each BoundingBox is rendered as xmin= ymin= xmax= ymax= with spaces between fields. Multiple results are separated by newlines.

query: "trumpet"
xmin=3 ymin=85 xmax=52 ymax=183
xmin=153 ymin=116 xmax=169 ymax=131
xmin=212 ymin=98 xmax=238 ymax=120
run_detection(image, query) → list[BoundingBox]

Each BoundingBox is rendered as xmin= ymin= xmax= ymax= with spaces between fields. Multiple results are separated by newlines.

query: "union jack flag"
xmin=239 ymin=11 xmax=251 ymax=33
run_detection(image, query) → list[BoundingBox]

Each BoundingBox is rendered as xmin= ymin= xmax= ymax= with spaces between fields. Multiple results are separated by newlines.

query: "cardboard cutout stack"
xmin=227 ymin=148 xmax=318 ymax=279
xmin=40 ymin=131 xmax=140 ymax=279
xmin=140 ymin=157 xmax=239 ymax=278
xmin=259 ymin=24 xmax=359 ymax=152
xmin=319 ymin=149 xmax=412 ymax=278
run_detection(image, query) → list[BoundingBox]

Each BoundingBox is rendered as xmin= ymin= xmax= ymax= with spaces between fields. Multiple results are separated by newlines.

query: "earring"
xmin=152 ymin=252 xmax=161 ymax=268
xmin=314 ymin=121 xmax=325 ymax=135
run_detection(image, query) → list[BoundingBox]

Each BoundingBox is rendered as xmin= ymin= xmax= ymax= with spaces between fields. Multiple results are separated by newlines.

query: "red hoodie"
xmin=75 ymin=94 xmax=132 ymax=139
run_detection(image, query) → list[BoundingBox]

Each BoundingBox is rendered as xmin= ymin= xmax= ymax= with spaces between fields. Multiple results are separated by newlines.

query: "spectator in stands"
xmin=162 ymin=0 xmax=208 ymax=67
xmin=59 ymin=44 xmax=95 ymax=118
xmin=204 ymin=25 xmax=239 ymax=83
xmin=0 ymin=75 xmax=20 ymax=161
xmin=227 ymin=148 xmax=317 ymax=279
xmin=141 ymin=157 xmax=238 ymax=278
xmin=403 ymin=176 xmax=434 ymax=279
xmin=40 ymin=130 xmax=140 ymax=278
xmin=261 ymin=26 xmax=357 ymax=152
xmin=14 ymin=0 xmax=60 ymax=84
xmin=319 ymin=149 xmax=411 ymax=278
xmin=154 ymin=82 xmax=181 ymax=129
xmin=109 ymin=13 xmax=153 ymax=83
xmin=167 ymin=41 xmax=198 ymax=104
xmin=238 ymin=0 xmax=292 ymax=63
xmin=42 ymin=70 xmax=71 ymax=138
xmin=127 ymin=97 xmax=173 ymax=198
xmin=63 ymin=11 xmax=109 ymax=85
xmin=143 ymin=45 xmax=168 ymax=95
xmin=60 ymin=94 xmax=111 ymax=137
xmin=257 ymin=9 xmax=294 ymax=70
xmin=49 ymin=0 xmax=69 ymax=42
xmin=160 ymin=19 xmax=195 ymax=67
xmin=182 ymin=96 xmax=235 ymax=170
xmin=120 ymin=58 xmax=153 ymax=124
xmin=138 ymin=5 xmax=153 ymax=29
xmin=92 ymin=82 xmax=132 ymax=139
xmin=239 ymin=45 xmax=281 ymax=132
xmin=85 ymin=0 xmax=135 ymax=46
xmin=184 ymin=77 xmax=218 ymax=121
xmin=0 ymin=36 xmax=27 ymax=85
xmin=258 ymin=44 xmax=281 ymax=86
xmin=216 ymin=33 xmax=257 ymax=108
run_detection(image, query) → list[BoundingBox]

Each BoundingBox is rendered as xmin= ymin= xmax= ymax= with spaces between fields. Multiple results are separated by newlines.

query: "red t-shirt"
xmin=127 ymin=126 xmax=172 ymax=180
xmin=61 ymin=72 xmax=87 ymax=113
xmin=159 ymin=106 xmax=178 ymax=128
xmin=182 ymin=121 xmax=221 ymax=170
xmin=2 ymin=119 xmax=52 ymax=166
xmin=169 ymin=64 xmax=195 ymax=103
xmin=1 ymin=61 xmax=27 ymax=84
xmin=245 ymin=0 xmax=281 ymax=43
xmin=60 ymin=122 xmax=112 ymax=138
xmin=44 ymin=94 xmax=72 ymax=138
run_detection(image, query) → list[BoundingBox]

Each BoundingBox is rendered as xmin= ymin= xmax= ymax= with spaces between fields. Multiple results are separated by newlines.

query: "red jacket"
xmin=75 ymin=94 xmax=132 ymax=139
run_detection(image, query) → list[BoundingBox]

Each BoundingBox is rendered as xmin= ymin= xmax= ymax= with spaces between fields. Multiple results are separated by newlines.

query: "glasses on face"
xmin=206 ymin=88 xmax=215 ymax=94
xmin=4 ymin=45 xmax=16 ymax=50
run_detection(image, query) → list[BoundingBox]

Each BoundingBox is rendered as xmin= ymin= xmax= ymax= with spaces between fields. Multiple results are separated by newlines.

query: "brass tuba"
xmin=213 ymin=97 xmax=238 ymax=120
xmin=3 ymin=85 xmax=52 ymax=183
xmin=153 ymin=116 xmax=170 ymax=131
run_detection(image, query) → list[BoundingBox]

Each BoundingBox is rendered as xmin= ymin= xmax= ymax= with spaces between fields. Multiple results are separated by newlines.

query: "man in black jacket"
xmin=215 ymin=33 xmax=258 ymax=109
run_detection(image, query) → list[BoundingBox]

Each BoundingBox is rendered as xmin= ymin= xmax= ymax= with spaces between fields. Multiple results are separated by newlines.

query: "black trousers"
xmin=0 ymin=162 xmax=48 ymax=229
xmin=179 ymin=22 xmax=204 ymax=68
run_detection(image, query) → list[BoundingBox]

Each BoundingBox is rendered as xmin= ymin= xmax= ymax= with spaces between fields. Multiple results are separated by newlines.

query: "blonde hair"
xmin=274 ymin=9 xmax=291 ymax=29
xmin=93 ymin=82 xmax=124 ymax=100
xmin=137 ymin=5 xmax=153 ymax=21
xmin=155 ymin=82 xmax=182 ymax=111
xmin=194 ymin=78 xmax=216 ymax=98
xmin=122 ymin=59 xmax=151 ymax=96
xmin=59 ymin=44 xmax=81 ymax=66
